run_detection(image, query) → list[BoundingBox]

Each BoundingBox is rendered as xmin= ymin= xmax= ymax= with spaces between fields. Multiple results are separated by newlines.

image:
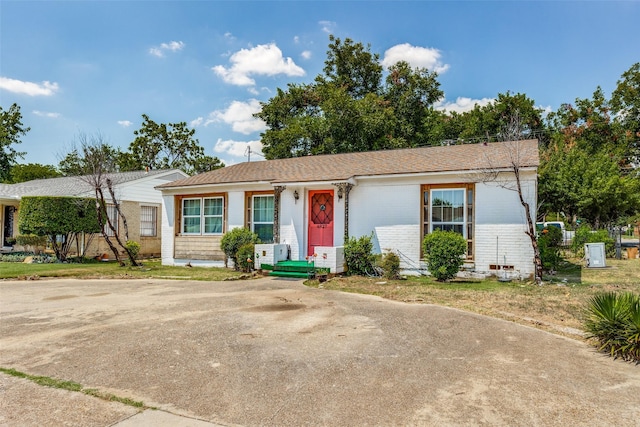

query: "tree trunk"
xmin=514 ymin=166 xmax=543 ymax=284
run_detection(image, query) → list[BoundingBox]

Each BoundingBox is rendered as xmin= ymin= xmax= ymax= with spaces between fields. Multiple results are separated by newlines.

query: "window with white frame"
xmin=251 ymin=195 xmax=274 ymax=243
xmin=104 ymin=205 xmax=118 ymax=237
xmin=140 ymin=206 xmax=157 ymax=237
xmin=181 ymin=197 xmax=224 ymax=235
xmin=422 ymin=184 xmax=474 ymax=258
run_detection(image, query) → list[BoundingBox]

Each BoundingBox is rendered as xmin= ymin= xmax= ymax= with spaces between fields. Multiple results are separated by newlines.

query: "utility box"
xmin=585 ymin=243 xmax=606 ymax=268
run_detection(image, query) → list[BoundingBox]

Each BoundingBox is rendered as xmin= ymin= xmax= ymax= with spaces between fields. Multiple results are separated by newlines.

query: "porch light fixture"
xmin=337 ymin=186 xmax=344 ymax=200
xmin=293 ymin=190 xmax=299 ymax=203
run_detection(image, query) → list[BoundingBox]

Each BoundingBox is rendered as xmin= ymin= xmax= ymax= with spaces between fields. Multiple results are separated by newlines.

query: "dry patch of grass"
xmin=307 ymin=258 xmax=640 ymax=339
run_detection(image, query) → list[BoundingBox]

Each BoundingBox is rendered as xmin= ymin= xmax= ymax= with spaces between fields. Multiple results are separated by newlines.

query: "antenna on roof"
xmin=245 ymin=146 xmax=251 ymax=162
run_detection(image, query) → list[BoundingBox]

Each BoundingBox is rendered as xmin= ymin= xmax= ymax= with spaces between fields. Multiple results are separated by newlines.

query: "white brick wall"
xmin=254 ymin=243 xmax=289 ymax=267
xmin=475 ymin=224 xmax=535 ymax=278
xmin=161 ymin=194 xmax=175 ymax=265
xmin=312 ymin=245 xmax=345 ymax=273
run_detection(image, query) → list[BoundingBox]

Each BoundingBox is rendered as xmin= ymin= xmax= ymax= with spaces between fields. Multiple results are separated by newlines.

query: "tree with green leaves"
xmin=540 ymin=67 xmax=640 ymax=227
xmin=256 ymin=35 xmax=445 ymax=159
xmin=611 ymin=62 xmax=640 ymax=166
xmin=453 ymin=92 xmax=545 ymax=143
xmin=18 ymin=196 xmax=101 ymax=261
xmin=539 ymin=146 xmax=639 ymax=228
xmin=1 ymin=103 xmax=29 ymax=182
xmin=126 ymin=114 xmax=223 ymax=174
xmin=6 ymin=163 xmax=60 ymax=183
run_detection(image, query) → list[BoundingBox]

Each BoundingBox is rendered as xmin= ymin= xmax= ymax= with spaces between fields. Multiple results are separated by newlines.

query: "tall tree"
xmin=540 ymin=69 xmax=640 ymax=226
xmin=60 ymin=133 xmax=139 ymax=266
xmin=7 ymin=163 xmax=61 ymax=183
xmin=454 ymin=92 xmax=544 ymax=143
xmin=0 ymin=103 xmax=29 ymax=182
xmin=611 ymin=62 xmax=640 ymax=166
xmin=383 ymin=61 xmax=443 ymax=147
xmin=127 ymin=114 xmax=223 ymax=174
xmin=316 ymin=35 xmax=383 ymax=99
xmin=257 ymin=36 xmax=444 ymax=159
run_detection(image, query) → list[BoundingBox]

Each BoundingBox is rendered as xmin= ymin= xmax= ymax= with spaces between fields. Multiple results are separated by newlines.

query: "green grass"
xmin=308 ymin=258 xmax=640 ymax=337
xmin=0 ymin=258 xmax=244 ymax=281
xmin=0 ymin=367 xmax=150 ymax=409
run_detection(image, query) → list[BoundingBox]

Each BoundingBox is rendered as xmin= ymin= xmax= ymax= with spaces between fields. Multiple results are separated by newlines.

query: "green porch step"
xmin=264 ymin=260 xmax=316 ymax=278
xmin=268 ymin=270 xmax=313 ymax=278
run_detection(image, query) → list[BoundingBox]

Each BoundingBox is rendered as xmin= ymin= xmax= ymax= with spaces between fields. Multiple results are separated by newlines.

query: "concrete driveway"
xmin=1 ymin=277 xmax=639 ymax=426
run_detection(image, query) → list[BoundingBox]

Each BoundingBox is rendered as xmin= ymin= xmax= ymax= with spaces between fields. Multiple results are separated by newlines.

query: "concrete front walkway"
xmin=1 ymin=277 xmax=639 ymax=426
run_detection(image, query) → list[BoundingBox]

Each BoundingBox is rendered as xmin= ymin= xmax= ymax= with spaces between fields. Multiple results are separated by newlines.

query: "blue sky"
xmin=1 ymin=1 xmax=638 ymax=169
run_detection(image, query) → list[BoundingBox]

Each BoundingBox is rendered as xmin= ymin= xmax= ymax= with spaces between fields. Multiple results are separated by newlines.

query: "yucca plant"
xmin=584 ymin=292 xmax=640 ymax=361
xmin=621 ymin=296 xmax=640 ymax=362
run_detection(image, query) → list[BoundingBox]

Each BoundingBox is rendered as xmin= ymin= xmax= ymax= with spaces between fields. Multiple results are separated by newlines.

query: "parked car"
xmin=536 ymin=221 xmax=574 ymax=245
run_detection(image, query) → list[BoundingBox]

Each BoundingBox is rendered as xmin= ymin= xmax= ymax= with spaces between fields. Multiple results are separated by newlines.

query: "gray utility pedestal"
xmin=585 ymin=242 xmax=606 ymax=268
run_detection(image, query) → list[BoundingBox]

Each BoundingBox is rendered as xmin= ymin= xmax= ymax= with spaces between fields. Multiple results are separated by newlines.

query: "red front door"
xmin=308 ymin=190 xmax=334 ymax=256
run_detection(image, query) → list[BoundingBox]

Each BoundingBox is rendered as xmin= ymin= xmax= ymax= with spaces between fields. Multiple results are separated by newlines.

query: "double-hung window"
xmin=140 ymin=206 xmax=157 ymax=237
xmin=251 ymin=195 xmax=274 ymax=243
xmin=104 ymin=205 xmax=119 ymax=237
xmin=182 ymin=197 xmax=224 ymax=235
xmin=422 ymin=184 xmax=474 ymax=258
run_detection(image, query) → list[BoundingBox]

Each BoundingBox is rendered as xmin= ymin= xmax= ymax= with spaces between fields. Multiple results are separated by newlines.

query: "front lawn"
xmin=0 ymin=258 xmax=244 ymax=281
xmin=307 ymin=258 xmax=640 ymax=338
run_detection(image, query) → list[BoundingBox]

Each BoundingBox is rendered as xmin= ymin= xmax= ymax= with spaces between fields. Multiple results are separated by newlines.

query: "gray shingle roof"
xmin=0 ymin=170 xmax=181 ymax=198
xmin=158 ymin=140 xmax=539 ymax=189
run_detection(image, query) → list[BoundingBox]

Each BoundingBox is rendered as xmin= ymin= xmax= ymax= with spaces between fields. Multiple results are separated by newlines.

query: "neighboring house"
xmin=0 ymin=169 xmax=188 ymax=257
xmin=157 ymin=140 xmax=539 ymax=278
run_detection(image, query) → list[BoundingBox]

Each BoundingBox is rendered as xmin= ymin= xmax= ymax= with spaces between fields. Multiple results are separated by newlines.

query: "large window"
xmin=182 ymin=197 xmax=224 ymax=235
xmin=250 ymin=195 xmax=274 ymax=243
xmin=140 ymin=206 xmax=157 ymax=237
xmin=104 ymin=205 xmax=118 ymax=237
xmin=422 ymin=184 xmax=474 ymax=258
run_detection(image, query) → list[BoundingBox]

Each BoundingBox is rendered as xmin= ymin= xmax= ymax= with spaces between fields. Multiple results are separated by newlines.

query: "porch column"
xmin=334 ymin=182 xmax=353 ymax=242
xmin=273 ymin=185 xmax=286 ymax=243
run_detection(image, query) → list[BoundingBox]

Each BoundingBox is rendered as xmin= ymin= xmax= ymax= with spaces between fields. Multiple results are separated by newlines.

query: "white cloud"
xmin=435 ymin=97 xmax=494 ymax=114
xmin=381 ymin=43 xmax=450 ymax=74
xmin=294 ymin=36 xmax=300 ymax=44
xmin=213 ymin=43 xmax=305 ymax=86
xmin=214 ymin=138 xmax=264 ymax=159
xmin=190 ymin=117 xmax=204 ymax=127
xmin=149 ymin=48 xmax=163 ymax=57
xmin=149 ymin=40 xmax=185 ymax=58
xmin=537 ymin=105 xmax=553 ymax=117
xmin=117 ymin=120 xmax=133 ymax=127
xmin=0 ymin=77 xmax=59 ymax=96
xmin=205 ymin=99 xmax=266 ymax=135
xmin=301 ymin=50 xmax=312 ymax=60
xmin=161 ymin=41 xmax=184 ymax=52
xmin=319 ymin=20 xmax=336 ymax=33
xmin=33 ymin=110 xmax=60 ymax=118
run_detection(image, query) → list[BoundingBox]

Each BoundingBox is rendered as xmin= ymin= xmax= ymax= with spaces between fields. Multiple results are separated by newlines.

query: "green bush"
xmin=125 ymin=240 xmax=140 ymax=262
xmin=220 ymin=227 xmax=259 ymax=270
xmin=344 ymin=234 xmax=376 ymax=276
xmin=15 ymin=234 xmax=47 ymax=247
xmin=422 ymin=230 xmax=467 ymax=281
xmin=236 ymin=243 xmax=256 ymax=273
xmin=584 ymin=292 xmax=640 ymax=362
xmin=379 ymin=252 xmax=401 ymax=279
xmin=538 ymin=226 xmax=563 ymax=272
xmin=571 ymin=225 xmax=615 ymax=257
xmin=0 ymin=252 xmax=57 ymax=263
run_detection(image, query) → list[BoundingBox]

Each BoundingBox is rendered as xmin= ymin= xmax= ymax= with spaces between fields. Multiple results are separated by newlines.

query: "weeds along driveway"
xmin=1 ymin=277 xmax=639 ymax=426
